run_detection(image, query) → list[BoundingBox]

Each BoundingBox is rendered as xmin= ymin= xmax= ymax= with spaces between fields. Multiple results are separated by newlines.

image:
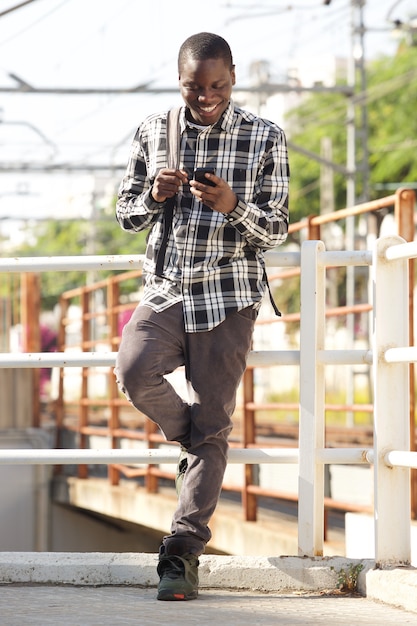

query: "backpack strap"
xmin=155 ymin=107 xmax=181 ymax=277
xmin=262 ymin=267 xmax=281 ymax=317
xmin=166 ymin=106 xmax=181 ymax=169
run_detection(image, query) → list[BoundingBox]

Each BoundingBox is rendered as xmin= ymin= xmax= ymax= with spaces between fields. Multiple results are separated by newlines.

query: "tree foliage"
xmin=367 ymin=43 xmax=417 ymax=185
xmin=286 ymin=88 xmax=348 ymax=223
xmin=286 ymin=41 xmax=417 ymax=223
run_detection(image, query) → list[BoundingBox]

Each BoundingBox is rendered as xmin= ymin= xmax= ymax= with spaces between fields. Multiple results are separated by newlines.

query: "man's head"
xmin=178 ymin=32 xmax=236 ymax=126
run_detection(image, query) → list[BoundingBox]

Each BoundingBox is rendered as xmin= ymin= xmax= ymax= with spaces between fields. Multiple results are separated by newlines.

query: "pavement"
xmin=2 ymin=586 xmax=417 ymax=626
xmin=0 ymin=553 xmax=416 ymax=625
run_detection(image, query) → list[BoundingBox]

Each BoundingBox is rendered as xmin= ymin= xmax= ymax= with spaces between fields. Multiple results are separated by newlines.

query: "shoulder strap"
xmin=155 ymin=107 xmax=181 ymax=278
xmin=166 ymin=106 xmax=181 ymax=169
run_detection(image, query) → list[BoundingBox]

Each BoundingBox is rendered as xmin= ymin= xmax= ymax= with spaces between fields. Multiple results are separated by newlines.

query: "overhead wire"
xmin=287 ymin=0 xmax=351 ymax=57
xmin=0 ymin=0 xmax=70 ymax=48
xmin=386 ymin=0 xmax=406 ymax=22
xmin=51 ymin=0 xmax=176 ymax=148
xmin=0 ymin=0 xmax=41 ymax=19
xmin=1 ymin=0 xmax=414 ymax=168
xmin=49 ymin=0 xmax=135 ymax=74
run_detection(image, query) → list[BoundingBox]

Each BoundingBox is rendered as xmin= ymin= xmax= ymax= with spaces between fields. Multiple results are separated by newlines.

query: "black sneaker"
xmin=175 ymin=447 xmax=188 ymax=496
xmin=157 ymin=553 xmax=199 ymax=601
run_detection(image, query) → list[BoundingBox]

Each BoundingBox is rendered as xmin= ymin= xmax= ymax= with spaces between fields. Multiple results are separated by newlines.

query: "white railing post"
xmin=372 ymin=236 xmax=411 ymax=565
xmin=298 ymin=240 xmax=326 ymax=556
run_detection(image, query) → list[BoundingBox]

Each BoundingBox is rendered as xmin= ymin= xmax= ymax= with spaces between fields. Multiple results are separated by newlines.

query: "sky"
xmin=0 ymin=0 xmax=416 ymax=232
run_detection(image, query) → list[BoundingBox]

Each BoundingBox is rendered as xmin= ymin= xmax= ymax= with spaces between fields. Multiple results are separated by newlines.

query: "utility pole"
xmin=324 ymin=0 xmax=369 ymax=426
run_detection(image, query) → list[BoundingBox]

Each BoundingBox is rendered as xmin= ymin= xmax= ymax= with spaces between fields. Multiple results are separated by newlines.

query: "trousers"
xmin=114 ymin=301 xmax=256 ymax=556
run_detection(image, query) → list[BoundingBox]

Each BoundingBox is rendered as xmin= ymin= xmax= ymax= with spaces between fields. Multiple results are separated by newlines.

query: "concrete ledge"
xmin=1 ymin=554 xmax=415 ymax=614
xmin=366 ymin=567 xmax=417 ymax=614
xmin=0 ymin=553 xmax=372 ymax=591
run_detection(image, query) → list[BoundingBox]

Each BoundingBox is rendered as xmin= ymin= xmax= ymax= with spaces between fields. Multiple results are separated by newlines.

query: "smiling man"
xmin=115 ymin=32 xmax=289 ymax=601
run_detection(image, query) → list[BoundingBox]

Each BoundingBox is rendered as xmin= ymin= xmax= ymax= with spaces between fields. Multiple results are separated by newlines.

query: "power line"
xmin=0 ymin=0 xmax=40 ymax=19
xmin=0 ymin=80 xmax=352 ymax=95
xmin=290 ymin=64 xmax=417 ymax=130
xmin=0 ymin=0 xmax=70 ymax=48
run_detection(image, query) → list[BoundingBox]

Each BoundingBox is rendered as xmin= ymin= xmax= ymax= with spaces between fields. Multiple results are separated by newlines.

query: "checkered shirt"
xmin=116 ymin=100 xmax=289 ymax=332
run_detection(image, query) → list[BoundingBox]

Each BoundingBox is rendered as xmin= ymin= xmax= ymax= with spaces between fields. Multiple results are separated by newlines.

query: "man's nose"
xmin=198 ymin=88 xmax=214 ymax=100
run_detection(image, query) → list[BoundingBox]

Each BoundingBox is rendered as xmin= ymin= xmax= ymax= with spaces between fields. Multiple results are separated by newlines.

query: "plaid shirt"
xmin=116 ymin=100 xmax=289 ymax=332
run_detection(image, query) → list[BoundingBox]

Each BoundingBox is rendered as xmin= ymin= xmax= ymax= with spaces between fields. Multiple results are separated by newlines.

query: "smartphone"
xmin=193 ymin=167 xmax=216 ymax=187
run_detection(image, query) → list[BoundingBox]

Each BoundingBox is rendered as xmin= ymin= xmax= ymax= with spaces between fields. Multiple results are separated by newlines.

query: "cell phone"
xmin=193 ymin=167 xmax=216 ymax=187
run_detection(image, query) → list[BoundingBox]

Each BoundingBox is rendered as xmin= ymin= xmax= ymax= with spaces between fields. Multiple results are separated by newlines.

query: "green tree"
xmin=286 ymin=88 xmax=348 ymax=224
xmin=285 ymin=42 xmax=417 ymax=223
xmin=367 ymin=43 xmax=417 ymax=186
xmin=276 ymin=41 xmax=417 ymax=321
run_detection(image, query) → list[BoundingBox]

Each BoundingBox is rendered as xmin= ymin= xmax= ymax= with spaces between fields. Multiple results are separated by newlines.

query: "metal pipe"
xmin=248 ymin=350 xmax=299 ymax=367
xmin=0 ymin=255 xmax=145 ymax=272
xmin=384 ymin=347 xmax=417 ymax=363
xmin=0 ymin=251 xmax=299 ymax=272
xmin=384 ymin=450 xmax=417 ymax=470
xmin=0 ymin=349 xmax=374 ymax=368
xmin=0 ymin=447 xmax=300 ymax=466
xmin=319 ymin=250 xmax=372 ymax=267
xmin=0 ymin=352 xmax=118 ymax=367
xmin=318 ymin=349 xmax=372 ymax=365
xmin=385 ymin=240 xmax=417 ymax=262
xmin=316 ymin=447 xmax=372 ymax=464
xmin=0 ymin=248 xmax=380 ymax=275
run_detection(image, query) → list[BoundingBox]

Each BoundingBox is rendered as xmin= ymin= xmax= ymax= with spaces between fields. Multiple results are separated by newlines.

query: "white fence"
xmin=0 ymin=235 xmax=416 ymax=566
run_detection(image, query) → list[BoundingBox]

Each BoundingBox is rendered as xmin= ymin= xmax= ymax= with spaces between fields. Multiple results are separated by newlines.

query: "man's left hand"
xmin=190 ymin=172 xmax=237 ymax=215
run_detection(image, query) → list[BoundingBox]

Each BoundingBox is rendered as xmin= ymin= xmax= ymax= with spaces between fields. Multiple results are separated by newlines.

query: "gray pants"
xmin=114 ymin=302 xmax=256 ymax=556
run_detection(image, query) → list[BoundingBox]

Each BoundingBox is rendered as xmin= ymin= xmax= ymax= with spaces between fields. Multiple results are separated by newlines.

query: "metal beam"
xmin=0 ymin=163 xmax=126 ymax=172
xmin=0 ymin=83 xmax=353 ymax=96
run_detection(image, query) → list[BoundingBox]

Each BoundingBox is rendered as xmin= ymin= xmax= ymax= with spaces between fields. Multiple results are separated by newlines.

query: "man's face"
xmin=179 ymin=57 xmax=235 ymax=126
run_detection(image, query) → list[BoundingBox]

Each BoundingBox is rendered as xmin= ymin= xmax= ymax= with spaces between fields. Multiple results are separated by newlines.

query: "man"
xmin=115 ymin=32 xmax=289 ymax=601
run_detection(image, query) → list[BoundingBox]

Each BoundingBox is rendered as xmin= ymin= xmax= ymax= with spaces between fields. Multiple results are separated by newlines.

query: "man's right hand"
xmin=151 ymin=169 xmax=188 ymax=202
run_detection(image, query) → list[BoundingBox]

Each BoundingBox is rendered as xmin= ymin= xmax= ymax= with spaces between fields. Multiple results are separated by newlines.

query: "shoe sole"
xmin=157 ymin=589 xmax=198 ymax=601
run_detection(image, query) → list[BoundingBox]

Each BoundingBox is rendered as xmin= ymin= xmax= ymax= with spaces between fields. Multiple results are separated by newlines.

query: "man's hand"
xmin=151 ymin=169 xmax=188 ymax=203
xmin=190 ymin=172 xmax=237 ymax=215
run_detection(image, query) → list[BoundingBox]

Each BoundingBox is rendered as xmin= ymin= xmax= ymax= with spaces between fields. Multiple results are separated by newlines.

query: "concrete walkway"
xmin=2 ymin=586 xmax=417 ymax=626
xmin=0 ymin=553 xmax=416 ymax=624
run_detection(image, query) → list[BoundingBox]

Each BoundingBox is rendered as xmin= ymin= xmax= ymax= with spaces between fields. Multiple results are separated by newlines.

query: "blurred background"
xmin=1 ymin=0 xmax=416 ymax=237
xmin=1 ymin=0 xmax=417 ymax=556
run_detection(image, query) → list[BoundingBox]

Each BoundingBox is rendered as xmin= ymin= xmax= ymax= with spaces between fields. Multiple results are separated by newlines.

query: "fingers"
xmin=152 ymin=170 xmax=235 ymax=214
xmin=190 ymin=171 xmax=219 ymax=189
xmin=190 ymin=175 xmax=236 ymax=214
xmin=152 ymin=169 xmax=188 ymax=202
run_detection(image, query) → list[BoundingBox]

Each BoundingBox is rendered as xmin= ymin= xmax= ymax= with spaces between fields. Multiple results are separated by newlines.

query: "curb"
xmin=0 ymin=553 xmax=372 ymax=591
xmin=366 ymin=566 xmax=417 ymax=614
xmin=2 ymin=553 xmax=416 ymax=615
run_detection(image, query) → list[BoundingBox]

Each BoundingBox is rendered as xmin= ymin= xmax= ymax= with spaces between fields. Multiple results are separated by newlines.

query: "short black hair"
xmin=178 ymin=32 xmax=234 ymax=72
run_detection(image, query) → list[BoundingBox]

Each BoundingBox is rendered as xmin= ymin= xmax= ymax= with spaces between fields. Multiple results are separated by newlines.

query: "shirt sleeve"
xmin=115 ymin=126 xmax=165 ymax=233
xmin=224 ymin=126 xmax=289 ymax=250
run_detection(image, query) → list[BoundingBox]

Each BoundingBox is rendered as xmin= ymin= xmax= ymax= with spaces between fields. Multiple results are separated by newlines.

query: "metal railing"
xmin=10 ymin=190 xmax=416 ymax=518
xmin=0 ymin=235 xmax=416 ymax=565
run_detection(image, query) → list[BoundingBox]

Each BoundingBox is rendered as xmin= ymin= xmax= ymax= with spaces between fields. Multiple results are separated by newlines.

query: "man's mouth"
xmin=199 ymin=104 xmax=218 ymax=114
